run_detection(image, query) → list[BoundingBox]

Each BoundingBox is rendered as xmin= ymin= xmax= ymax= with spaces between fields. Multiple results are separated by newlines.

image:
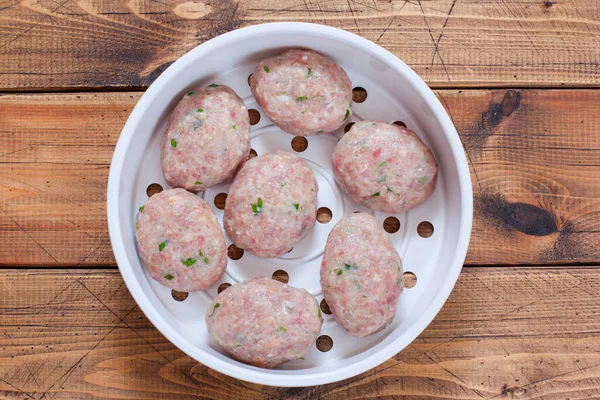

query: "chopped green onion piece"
xmin=334 ymin=268 xmax=342 ymax=275
xmin=387 ymin=187 xmax=401 ymax=195
xmin=277 ymin=326 xmax=287 ymax=333
xmin=171 ymin=139 xmax=177 ymax=147
xmin=139 ymin=205 xmax=145 ymax=212
xmin=296 ymin=96 xmax=308 ymax=101
xmin=208 ymin=84 xmax=219 ymax=88
xmin=318 ymin=307 xmax=322 ymax=319
xmin=372 ymin=192 xmax=381 ymax=197
xmin=251 ymin=197 xmax=263 ymax=216
xmin=300 ymin=357 xmax=305 ymax=360
xmin=199 ymin=249 xmax=209 ymax=264
xmin=209 ymin=302 xmax=220 ymax=316
xmin=195 ymin=181 xmax=202 ymax=185
xmin=293 ymin=203 xmax=299 ymax=211
xmin=197 ymin=108 xmax=204 ymax=112
xmin=165 ymin=274 xmax=174 ymax=280
xmin=187 ymin=91 xmax=194 ymax=96
xmin=305 ymin=67 xmax=312 ymax=78
xmin=182 ymin=258 xmax=196 ymax=267
xmin=158 ymin=240 xmax=167 ymax=252
xmin=378 ymin=161 xmax=387 ymax=168
xmin=344 ymin=263 xmax=352 ymax=270
xmin=233 ymin=124 xmax=237 ymax=130
xmin=315 ymin=130 xmax=324 ymax=134
xmin=263 ymin=66 xmax=270 ymax=73
xmin=281 ymin=183 xmax=286 ymax=187
xmin=344 ymin=109 xmax=350 ymax=120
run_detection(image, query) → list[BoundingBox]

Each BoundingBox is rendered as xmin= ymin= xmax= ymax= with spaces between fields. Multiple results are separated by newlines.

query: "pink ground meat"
xmin=332 ymin=121 xmax=438 ymax=213
xmin=224 ymin=151 xmax=318 ymax=258
xmin=161 ymin=84 xmax=251 ymax=192
xmin=135 ymin=189 xmax=227 ymax=292
xmin=251 ymin=49 xmax=353 ymax=136
xmin=206 ymin=276 xmax=323 ymax=368
xmin=321 ymin=213 xmax=403 ymax=337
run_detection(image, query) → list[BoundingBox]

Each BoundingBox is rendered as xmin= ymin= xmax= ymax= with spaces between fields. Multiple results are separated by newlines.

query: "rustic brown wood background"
xmin=2 ymin=0 xmax=600 ymax=398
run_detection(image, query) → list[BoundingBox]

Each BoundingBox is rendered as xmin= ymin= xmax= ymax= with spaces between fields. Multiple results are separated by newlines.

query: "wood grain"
xmin=0 ymin=267 xmax=598 ymax=399
xmin=2 ymin=90 xmax=600 ymax=266
xmin=1 ymin=0 xmax=600 ymax=90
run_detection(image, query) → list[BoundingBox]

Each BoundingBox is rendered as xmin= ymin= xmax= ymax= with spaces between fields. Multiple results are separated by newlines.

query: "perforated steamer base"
xmin=107 ymin=22 xmax=473 ymax=387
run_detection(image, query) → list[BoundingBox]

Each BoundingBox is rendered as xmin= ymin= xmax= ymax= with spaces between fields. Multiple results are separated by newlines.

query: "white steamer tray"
xmin=107 ymin=22 xmax=473 ymax=387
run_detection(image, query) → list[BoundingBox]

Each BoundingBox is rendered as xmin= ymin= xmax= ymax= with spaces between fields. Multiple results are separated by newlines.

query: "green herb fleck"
xmin=251 ymin=197 xmax=263 ymax=216
xmin=372 ymin=192 xmax=381 ymax=197
xmin=377 ymin=175 xmax=387 ymax=183
xmin=387 ymin=187 xmax=401 ymax=196
xmin=315 ymin=130 xmax=324 ymax=134
xmin=171 ymin=138 xmax=177 ymax=147
xmin=208 ymin=84 xmax=219 ymax=88
xmin=165 ymin=274 xmax=174 ymax=280
xmin=344 ymin=263 xmax=352 ymax=270
xmin=305 ymin=67 xmax=312 ymax=78
xmin=187 ymin=91 xmax=195 ymax=96
xmin=263 ymin=66 xmax=270 ymax=73
xmin=139 ymin=205 xmax=145 ymax=212
xmin=417 ymin=176 xmax=430 ymax=184
xmin=344 ymin=109 xmax=350 ymax=120
xmin=197 ymin=108 xmax=204 ymax=113
xmin=195 ymin=181 xmax=202 ymax=185
xmin=300 ymin=357 xmax=305 ymax=360
xmin=135 ymin=222 xmax=138 ymax=230
xmin=182 ymin=258 xmax=196 ymax=267
xmin=296 ymin=96 xmax=308 ymax=101
xmin=362 ymin=295 xmax=368 ymax=298
xmin=277 ymin=326 xmax=287 ymax=333
xmin=334 ymin=268 xmax=343 ymax=275
xmin=282 ymin=91 xmax=287 ymax=95
xmin=199 ymin=249 xmax=209 ymax=264
xmin=209 ymin=302 xmax=220 ymax=317
xmin=293 ymin=203 xmax=299 ymax=211
xmin=281 ymin=182 xmax=286 ymax=187
xmin=397 ymin=279 xmax=402 ymax=286
xmin=378 ymin=161 xmax=387 ymax=168
xmin=233 ymin=124 xmax=237 ymax=130
xmin=158 ymin=240 xmax=167 ymax=252
xmin=318 ymin=307 xmax=322 ymax=319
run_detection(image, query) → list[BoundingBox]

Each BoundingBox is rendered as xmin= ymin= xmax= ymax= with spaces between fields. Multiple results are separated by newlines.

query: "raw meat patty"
xmin=321 ymin=213 xmax=403 ymax=337
xmin=161 ymin=84 xmax=251 ymax=192
xmin=206 ymin=276 xmax=323 ymax=368
xmin=251 ymin=49 xmax=352 ymax=136
xmin=224 ymin=150 xmax=318 ymax=258
xmin=135 ymin=188 xmax=227 ymax=292
xmin=333 ymin=121 xmax=438 ymax=213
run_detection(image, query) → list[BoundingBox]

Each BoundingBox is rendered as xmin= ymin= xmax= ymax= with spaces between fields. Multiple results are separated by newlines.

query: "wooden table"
xmin=2 ymin=0 xmax=600 ymax=398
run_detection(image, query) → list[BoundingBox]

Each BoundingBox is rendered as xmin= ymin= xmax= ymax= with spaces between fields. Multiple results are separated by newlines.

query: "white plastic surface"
xmin=107 ymin=23 xmax=473 ymax=387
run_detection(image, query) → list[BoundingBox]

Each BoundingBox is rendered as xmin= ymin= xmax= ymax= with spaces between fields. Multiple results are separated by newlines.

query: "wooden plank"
xmin=0 ymin=267 xmax=599 ymax=398
xmin=2 ymin=90 xmax=600 ymax=266
xmin=1 ymin=0 xmax=599 ymax=90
